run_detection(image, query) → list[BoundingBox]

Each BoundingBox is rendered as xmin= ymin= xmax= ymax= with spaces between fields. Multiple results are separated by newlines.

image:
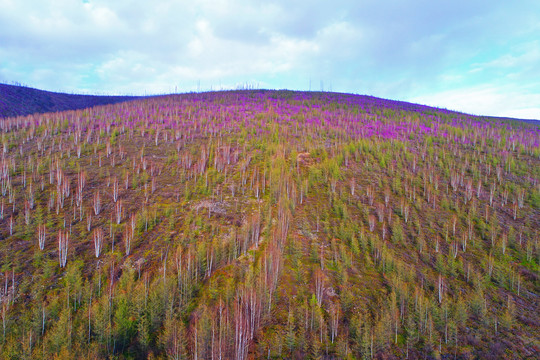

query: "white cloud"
xmin=500 ymin=108 xmax=540 ymax=120
xmin=409 ymin=86 xmax=540 ymax=120
xmin=471 ymin=41 xmax=540 ymax=75
xmin=0 ymin=0 xmax=539 ymax=117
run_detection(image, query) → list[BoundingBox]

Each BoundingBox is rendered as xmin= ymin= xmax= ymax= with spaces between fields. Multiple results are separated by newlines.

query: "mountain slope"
xmin=0 ymin=83 xmax=138 ymax=118
xmin=0 ymin=90 xmax=538 ymax=359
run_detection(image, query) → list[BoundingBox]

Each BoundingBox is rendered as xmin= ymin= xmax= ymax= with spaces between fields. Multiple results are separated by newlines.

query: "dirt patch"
xmin=192 ymin=200 xmax=228 ymax=215
xmin=297 ymin=152 xmax=313 ymax=166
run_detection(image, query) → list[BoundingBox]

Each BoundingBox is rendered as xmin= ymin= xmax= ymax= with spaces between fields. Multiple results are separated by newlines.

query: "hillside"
xmin=0 ymin=90 xmax=538 ymax=359
xmin=0 ymin=83 xmax=138 ymax=118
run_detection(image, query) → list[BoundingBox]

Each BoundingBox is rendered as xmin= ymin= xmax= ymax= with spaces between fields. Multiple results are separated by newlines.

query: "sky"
xmin=0 ymin=0 xmax=539 ymax=120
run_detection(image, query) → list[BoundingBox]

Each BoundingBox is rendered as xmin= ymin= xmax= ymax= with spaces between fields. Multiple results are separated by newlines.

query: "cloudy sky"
xmin=1 ymin=0 xmax=539 ymax=119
